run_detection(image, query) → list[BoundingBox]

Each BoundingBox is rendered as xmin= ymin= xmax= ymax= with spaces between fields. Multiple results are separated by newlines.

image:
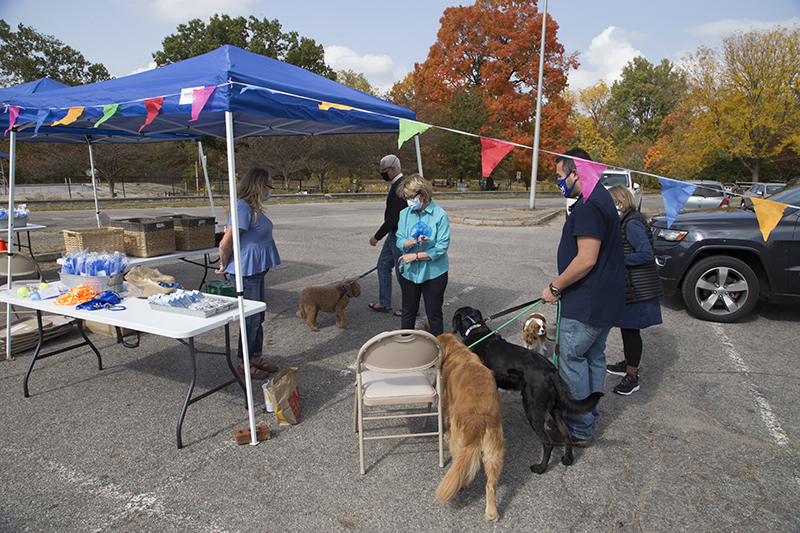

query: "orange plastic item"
xmin=0 ymin=239 xmax=7 ymax=252
xmin=53 ymin=284 xmax=97 ymax=306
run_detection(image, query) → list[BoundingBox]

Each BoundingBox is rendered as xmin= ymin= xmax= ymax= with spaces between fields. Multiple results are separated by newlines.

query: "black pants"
xmin=398 ymin=271 xmax=448 ymax=336
xmin=620 ymin=328 xmax=643 ymax=368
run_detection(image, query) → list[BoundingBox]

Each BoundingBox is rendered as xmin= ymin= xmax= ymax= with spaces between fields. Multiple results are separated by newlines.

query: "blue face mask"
xmin=557 ymin=171 xmax=576 ymax=198
xmin=407 ymin=197 xmax=423 ymax=211
xmin=262 ymin=188 xmax=272 ymax=202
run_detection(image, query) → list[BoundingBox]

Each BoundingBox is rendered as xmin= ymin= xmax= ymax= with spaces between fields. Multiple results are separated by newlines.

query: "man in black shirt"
xmin=368 ymin=154 xmax=406 ymax=317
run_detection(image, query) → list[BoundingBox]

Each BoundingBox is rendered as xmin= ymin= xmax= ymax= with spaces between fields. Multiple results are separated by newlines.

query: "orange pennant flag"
xmin=51 ymin=107 xmax=84 ymax=126
xmin=139 ymin=97 xmax=165 ymax=132
xmin=480 ymin=137 xmax=516 ymax=177
xmin=751 ymin=198 xmax=787 ymax=241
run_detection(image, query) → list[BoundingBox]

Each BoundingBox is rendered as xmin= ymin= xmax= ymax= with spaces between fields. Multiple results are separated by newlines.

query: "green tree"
xmin=153 ymin=14 xmax=335 ymax=80
xmin=0 ymin=21 xmax=110 ymax=86
xmin=567 ymin=81 xmax=618 ymax=163
xmin=648 ymin=26 xmax=800 ymax=182
xmin=607 ymin=57 xmax=687 ymax=146
xmin=336 ymin=69 xmax=378 ymax=96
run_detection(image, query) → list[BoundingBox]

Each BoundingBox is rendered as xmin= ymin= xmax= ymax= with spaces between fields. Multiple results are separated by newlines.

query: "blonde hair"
xmin=236 ymin=168 xmax=273 ymax=222
xmin=398 ymin=173 xmax=433 ymax=203
xmin=608 ymin=185 xmax=636 ymax=212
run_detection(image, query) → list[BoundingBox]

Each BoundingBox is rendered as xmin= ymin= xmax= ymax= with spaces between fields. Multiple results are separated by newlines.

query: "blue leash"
xmin=76 ymin=291 xmax=126 ymax=311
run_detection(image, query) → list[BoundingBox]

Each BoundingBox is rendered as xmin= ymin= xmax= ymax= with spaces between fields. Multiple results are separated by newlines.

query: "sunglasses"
xmin=404 ymin=192 xmax=421 ymax=201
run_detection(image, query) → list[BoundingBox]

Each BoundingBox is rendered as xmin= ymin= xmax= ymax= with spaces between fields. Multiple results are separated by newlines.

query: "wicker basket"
xmin=117 ymin=217 xmax=175 ymax=258
xmin=170 ymin=215 xmax=215 ymax=251
xmin=63 ymin=227 xmax=125 ymax=253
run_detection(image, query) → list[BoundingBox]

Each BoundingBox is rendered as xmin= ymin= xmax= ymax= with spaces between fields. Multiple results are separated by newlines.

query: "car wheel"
xmin=681 ymin=256 xmax=759 ymax=322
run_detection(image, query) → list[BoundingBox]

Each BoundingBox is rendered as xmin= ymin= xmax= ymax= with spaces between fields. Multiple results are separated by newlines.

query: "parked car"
xmin=650 ymin=184 xmax=800 ymax=322
xmin=566 ymin=169 xmax=641 ymax=214
xmin=743 ymin=182 xmax=786 ymax=199
xmin=722 ymin=182 xmax=739 ymax=196
xmin=682 ymin=180 xmax=729 ymax=210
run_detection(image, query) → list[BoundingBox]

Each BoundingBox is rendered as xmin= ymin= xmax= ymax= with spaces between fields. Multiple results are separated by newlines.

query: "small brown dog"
xmin=436 ymin=334 xmax=505 ymax=522
xmin=297 ymin=280 xmax=361 ymax=332
xmin=522 ymin=313 xmax=547 ymax=353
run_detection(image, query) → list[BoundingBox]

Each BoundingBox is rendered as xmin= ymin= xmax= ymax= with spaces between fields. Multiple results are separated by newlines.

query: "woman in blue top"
xmin=216 ymin=168 xmax=281 ymax=380
xmin=395 ymin=174 xmax=450 ymax=336
xmin=606 ymin=186 xmax=662 ymax=396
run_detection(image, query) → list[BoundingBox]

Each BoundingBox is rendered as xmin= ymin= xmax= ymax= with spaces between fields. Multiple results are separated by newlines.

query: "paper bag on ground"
xmin=268 ymin=367 xmax=299 ymax=425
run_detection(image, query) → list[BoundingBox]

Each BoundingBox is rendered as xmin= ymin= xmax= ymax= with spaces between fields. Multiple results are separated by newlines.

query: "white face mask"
xmin=616 ymin=205 xmax=623 ymax=217
xmin=407 ymin=197 xmax=422 ymax=211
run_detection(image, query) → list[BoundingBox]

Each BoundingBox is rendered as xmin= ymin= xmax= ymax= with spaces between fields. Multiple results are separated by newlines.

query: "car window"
xmin=768 ymin=185 xmax=800 ymax=207
xmin=748 ymin=184 xmax=762 ymax=193
xmin=601 ymin=173 xmax=628 ymax=187
xmin=766 ymin=184 xmax=784 ymax=195
xmin=692 ymin=185 xmax=724 ymax=197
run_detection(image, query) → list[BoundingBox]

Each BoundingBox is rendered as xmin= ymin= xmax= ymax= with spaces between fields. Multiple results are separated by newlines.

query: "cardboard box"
xmin=84 ymin=320 xmax=137 ymax=338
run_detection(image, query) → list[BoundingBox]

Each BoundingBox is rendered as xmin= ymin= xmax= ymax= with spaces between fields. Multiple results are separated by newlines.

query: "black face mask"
xmin=381 ymin=171 xmax=391 ymax=182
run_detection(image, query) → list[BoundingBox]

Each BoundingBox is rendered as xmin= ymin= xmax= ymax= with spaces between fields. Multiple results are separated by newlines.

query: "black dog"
xmin=452 ymin=306 xmax=602 ymax=474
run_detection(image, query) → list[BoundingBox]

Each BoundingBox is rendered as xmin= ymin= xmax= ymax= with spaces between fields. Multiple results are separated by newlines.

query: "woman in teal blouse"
xmin=395 ymin=174 xmax=450 ymax=335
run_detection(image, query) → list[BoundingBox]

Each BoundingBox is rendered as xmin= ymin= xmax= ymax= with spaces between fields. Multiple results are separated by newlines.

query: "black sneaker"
xmin=606 ymin=360 xmax=627 ymax=376
xmin=614 ymin=374 xmax=640 ymax=395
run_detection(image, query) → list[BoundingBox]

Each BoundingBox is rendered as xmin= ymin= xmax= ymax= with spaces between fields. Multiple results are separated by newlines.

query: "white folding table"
xmin=0 ymin=289 xmax=265 ymax=448
xmin=2 ymin=223 xmax=48 ymax=260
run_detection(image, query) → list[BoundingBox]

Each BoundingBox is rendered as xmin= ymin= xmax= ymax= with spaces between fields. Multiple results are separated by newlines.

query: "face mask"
xmin=407 ymin=197 xmax=423 ymax=211
xmin=262 ymin=189 xmax=272 ymax=202
xmin=557 ymin=171 xmax=576 ymax=198
xmin=381 ymin=171 xmax=391 ymax=182
xmin=616 ymin=206 xmax=623 ymax=217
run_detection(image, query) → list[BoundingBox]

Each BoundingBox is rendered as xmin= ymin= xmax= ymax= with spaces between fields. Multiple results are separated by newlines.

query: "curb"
xmin=449 ymin=208 xmax=563 ymax=227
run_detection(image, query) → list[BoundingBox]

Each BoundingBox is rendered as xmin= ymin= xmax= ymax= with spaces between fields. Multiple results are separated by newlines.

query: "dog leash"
xmin=335 ymin=241 xmax=422 ymax=304
xmin=469 ymin=298 xmax=562 ymax=367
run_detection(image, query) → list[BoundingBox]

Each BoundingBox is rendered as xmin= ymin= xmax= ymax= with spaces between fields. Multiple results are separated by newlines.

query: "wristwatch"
xmin=549 ymin=282 xmax=561 ymax=298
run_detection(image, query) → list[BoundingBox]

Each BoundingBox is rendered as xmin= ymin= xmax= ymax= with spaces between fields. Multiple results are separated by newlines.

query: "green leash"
xmin=467 ymin=299 xmax=561 ymax=366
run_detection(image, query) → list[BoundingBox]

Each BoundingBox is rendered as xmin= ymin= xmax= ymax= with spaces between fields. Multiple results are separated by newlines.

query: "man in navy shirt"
xmin=541 ymin=148 xmax=625 ymax=446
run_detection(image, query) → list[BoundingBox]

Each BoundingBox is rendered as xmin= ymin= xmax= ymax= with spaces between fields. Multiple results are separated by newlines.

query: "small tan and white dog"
xmin=522 ymin=313 xmax=547 ymax=353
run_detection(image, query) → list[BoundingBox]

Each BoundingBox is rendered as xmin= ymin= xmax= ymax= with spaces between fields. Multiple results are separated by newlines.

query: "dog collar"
xmin=464 ymin=324 xmax=483 ymax=337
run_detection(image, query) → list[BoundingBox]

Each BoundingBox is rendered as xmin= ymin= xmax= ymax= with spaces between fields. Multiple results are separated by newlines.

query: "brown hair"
xmin=235 ymin=168 xmax=273 ymax=223
xmin=608 ymin=185 xmax=636 ymax=212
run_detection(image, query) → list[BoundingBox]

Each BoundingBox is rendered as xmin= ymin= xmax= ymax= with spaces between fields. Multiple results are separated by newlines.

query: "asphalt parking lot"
xmin=1 ymin=198 xmax=799 ymax=532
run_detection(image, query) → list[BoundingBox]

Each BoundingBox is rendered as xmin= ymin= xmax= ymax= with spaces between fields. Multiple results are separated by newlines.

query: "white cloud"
xmin=142 ymin=0 xmax=257 ymax=22
xmin=325 ymin=45 xmax=408 ymax=94
xmin=127 ymin=62 xmax=158 ymax=77
xmin=568 ymin=26 xmax=643 ymax=92
xmin=687 ymin=17 xmax=800 ymax=41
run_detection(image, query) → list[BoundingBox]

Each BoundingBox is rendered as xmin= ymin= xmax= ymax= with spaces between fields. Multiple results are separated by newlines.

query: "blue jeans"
xmin=229 ymin=270 xmax=267 ymax=364
xmin=557 ymin=317 xmax=610 ymax=440
xmin=377 ymin=232 xmax=403 ymax=308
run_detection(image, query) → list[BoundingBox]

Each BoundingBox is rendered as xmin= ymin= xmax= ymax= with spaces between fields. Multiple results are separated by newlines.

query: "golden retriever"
xmin=296 ymin=280 xmax=361 ymax=332
xmin=436 ymin=334 xmax=505 ymax=522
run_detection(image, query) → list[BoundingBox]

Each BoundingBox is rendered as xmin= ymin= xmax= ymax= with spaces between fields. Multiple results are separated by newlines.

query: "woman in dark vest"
xmin=606 ymin=186 xmax=663 ymax=395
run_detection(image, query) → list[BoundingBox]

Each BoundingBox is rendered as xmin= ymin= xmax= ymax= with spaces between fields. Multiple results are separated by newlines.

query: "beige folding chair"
xmin=354 ymin=329 xmax=444 ymax=475
xmin=0 ymin=252 xmax=46 ymax=289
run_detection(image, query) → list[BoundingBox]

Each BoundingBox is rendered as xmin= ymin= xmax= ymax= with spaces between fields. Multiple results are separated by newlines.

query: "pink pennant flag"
xmin=480 ymin=137 xmax=516 ymax=177
xmin=139 ymin=97 xmax=165 ymax=132
xmin=574 ymin=158 xmax=608 ymax=202
xmin=4 ymin=106 xmax=19 ymax=135
xmin=190 ymin=86 xmax=216 ymax=121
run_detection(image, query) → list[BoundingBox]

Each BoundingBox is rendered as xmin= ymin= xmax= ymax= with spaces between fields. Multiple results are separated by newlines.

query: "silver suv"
xmin=567 ymin=169 xmax=642 ymax=214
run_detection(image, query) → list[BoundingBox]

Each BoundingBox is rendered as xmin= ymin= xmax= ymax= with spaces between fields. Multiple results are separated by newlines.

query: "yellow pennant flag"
xmin=51 ymin=107 xmax=84 ymax=126
xmin=751 ymin=198 xmax=787 ymax=241
xmin=398 ymin=118 xmax=431 ymax=149
xmin=319 ymin=102 xmax=354 ymax=111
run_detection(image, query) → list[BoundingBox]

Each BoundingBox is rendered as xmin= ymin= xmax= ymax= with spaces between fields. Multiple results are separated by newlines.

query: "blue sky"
xmin=2 ymin=0 xmax=798 ymax=93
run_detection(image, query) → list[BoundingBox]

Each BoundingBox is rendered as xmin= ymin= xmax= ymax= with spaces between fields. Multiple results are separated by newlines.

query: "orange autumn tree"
xmin=412 ymin=0 xmax=577 ymax=183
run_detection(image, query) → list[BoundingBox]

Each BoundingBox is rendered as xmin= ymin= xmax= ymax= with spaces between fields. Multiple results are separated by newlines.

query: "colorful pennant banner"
xmin=398 ymin=118 xmax=432 ymax=149
xmin=319 ymin=102 xmax=355 ymax=111
xmin=574 ymin=158 xmax=608 ymax=202
xmin=480 ymin=137 xmax=515 ymax=177
xmin=658 ymin=178 xmax=697 ymax=229
xmin=32 ymin=108 xmax=50 ymax=138
xmin=4 ymin=106 xmax=18 ymax=135
xmin=139 ymin=97 xmax=165 ymax=132
xmin=95 ymin=104 xmax=120 ymax=128
xmin=190 ymin=87 xmax=216 ymax=122
xmin=51 ymin=107 xmax=84 ymax=126
xmin=751 ymin=198 xmax=788 ymax=241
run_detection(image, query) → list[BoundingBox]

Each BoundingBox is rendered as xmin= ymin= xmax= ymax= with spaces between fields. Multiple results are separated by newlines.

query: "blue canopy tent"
xmin=5 ymin=46 xmax=419 ymax=442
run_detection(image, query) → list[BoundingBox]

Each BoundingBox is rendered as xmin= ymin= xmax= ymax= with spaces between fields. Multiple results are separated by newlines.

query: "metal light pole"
xmin=529 ymin=0 xmax=548 ymax=209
